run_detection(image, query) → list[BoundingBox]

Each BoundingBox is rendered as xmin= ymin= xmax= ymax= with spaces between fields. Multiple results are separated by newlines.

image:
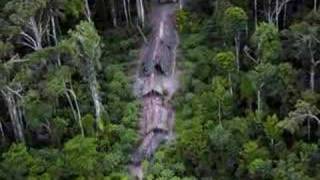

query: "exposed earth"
xmin=130 ymin=0 xmax=180 ymax=179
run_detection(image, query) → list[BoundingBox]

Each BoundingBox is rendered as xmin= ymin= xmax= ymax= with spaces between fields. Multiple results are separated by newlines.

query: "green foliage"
xmin=106 ymin=70 xmax=133 ymax=121
xmin=3 ymin=0 xmax=48 ymax=25
xmin=0 ymin=41 xmax=13 ymax=58
xmin=284 ymin=21 xmax=320 ymax=62
xmin=63 ymin=136 xmax=101 ymax=177
xmin=176 ymin=9 xmax=189 ymax=33
xmin=82 ymin=114 xmax=95 ymax=136
xmin=224 ymin=7 xmax=248 ymax=37
xmin=211 ymin=77 xmax=232 ymax=114
xmin=241 ymin=141 xmax=270 ymax=164
xmin=273 ymin=152 xmax=313 ymax=180
xmin=69 ymin=21 xmax=102 ymax=67
xmin=278 ymin=100 xmax=320 ymax=134
xmin=264 ymin=115 xmax=282 ymax=142
xmin=63 ymin=0 xmax=84 ymax=18
xmin=181 ymin=33 xmax=206 ymax=49
xmin=250 ymin=63 xmax=277 ymax=88
xmin=252 ymin=23 xmax=281 ymax=63
xmin=0 ymin=144 xmax=46 ymax=179
xmin=239 ymin=73 xmax=256 ymax=101
xmin=248 ymin=158 xmax=272 ymax=179
xmin=23 ymin=90 xmax=54 ymax=128
xmin=209 ymin=125 xmax=231 ymax=150
xmin=214 ymin=51 xmax=236 ymax=72
xmin=122 ymin=102 xmax=139 ymax=128
xmin=178 ymin=117 xmax=208 ymax=159
xmin=46 ymin=66 xmax=71 ymax=97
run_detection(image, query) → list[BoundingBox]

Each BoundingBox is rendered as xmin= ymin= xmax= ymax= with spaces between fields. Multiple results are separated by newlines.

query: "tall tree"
xmin=68 ymin=21 xmax=104 ymax=128
xmin=249 ymin=63 xmax=278 ymax=117
xmin=279 ymin=100 xmax=320 ymax=140
xmin=3 ymin=0 xmax=49 ymax=50
xmin=247 ymin=22 xmax=281 ymax=64
xmin=224 ymin=7 xmax=248 ymax=71
xmin=214 ymin=51 xmax=236 ymax=95
xmin=136 ymin=0 xmax=145 ymax=27
xmin=0 ymin=48 xmax=25 ymax=143
xmin=263 ymin=0 xmax=293 ymax=27
xmin=211 ymin=77 xmax=232 ymax=124
xmin=285 ymin=21 xmax=320 ymax=92
xmin=244 ymin=23 xmax=282 ymax=116
xmin=48 ymin=0 xmax=85 ymax=136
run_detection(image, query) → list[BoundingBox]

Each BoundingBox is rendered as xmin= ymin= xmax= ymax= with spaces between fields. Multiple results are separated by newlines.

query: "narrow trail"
xmin=130 ymin=1 xmax=179 ymax=179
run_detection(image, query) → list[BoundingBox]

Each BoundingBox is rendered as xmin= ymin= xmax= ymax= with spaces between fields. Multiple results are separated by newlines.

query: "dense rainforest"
xmin=0 ymin=0 xmax=320 ymax=179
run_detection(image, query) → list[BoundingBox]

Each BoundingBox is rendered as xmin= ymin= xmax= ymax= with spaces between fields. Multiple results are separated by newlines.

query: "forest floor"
xmin=130 ymin=1 xmax=179 ymax=179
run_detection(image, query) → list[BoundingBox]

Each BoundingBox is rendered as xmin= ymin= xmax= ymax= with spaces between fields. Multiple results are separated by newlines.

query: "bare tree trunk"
xmin=235 ymin=33 xmax=241 ymax=72
xmin=257 ymin=89 xmax=262 ymax=116
xmin=0 ymin=119 xmax=5 ymax=141
xmin=51 ymin=16 xmax=58 ymax=48
xmin=89 ymin=79 xmax=103 ymax=126
xmin=218 ymin=100 xmax=222 ymax=125
xmin=123 ymin=0 xmax=129 ymax=26
xmin=275 ymin=0 xmax=279 ymax=27
xmin=228 ymin=73 xmax=233 ymax=96
xmin=66 ymin=89 xmax=84 ymax=136
xmin=51 ymin=16 xmax=84 ymax=136
xmin=283 ymin=3 xmax=287 ymax=27
xmin=307 ymin=118 xmax=311 ymax=141
xmin=136 ymin=0 xmax=141 ymax=24
xmin=140 ymin=0 xmax=145 ymax=26
xmin=87 ymin=61 xmax=104 ymax=127
xmin=84 ymin=0 xmax=92 ymax=22
xmin=128 ymin=0 xmax=132 ymax=24
xmin=64 ymin=91 xmax=77 ymax=125
xmin=1 ymin=90 xmax=25 ymax=143
xmin=267 ymin=0 xmax=272 ymax=23
xmin=309 ymin=42 xmax=319 ymax=92
xmin=257 ymin=83 xmax=265 ymax=119
xmin=136 ymin=0 xmax=145 ymax=27
xmin=310 ymin=64 xmax=315 ymax=92
xmin=68 ymin=90 xmax=83 ymax=135
xmin=30 ymin=16 xmax=43 ymax=50
xmin=214 ymin=0 xmax=218 ymax=17
xmin=275 ymin=0 xmax=292 ymax=28
xmin=315 ymin=0 xmax=318 ymax=12
xmin=254 ymin=0 xmax=258 ymax=29
xmin=110 ymin=0 xmax=118 ymax=27
xmin=20 ymin=16 xmax=46 ymax=51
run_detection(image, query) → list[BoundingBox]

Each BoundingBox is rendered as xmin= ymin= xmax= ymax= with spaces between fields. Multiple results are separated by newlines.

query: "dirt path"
xmin=130 ymin=1 xmax=179 ymax=179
